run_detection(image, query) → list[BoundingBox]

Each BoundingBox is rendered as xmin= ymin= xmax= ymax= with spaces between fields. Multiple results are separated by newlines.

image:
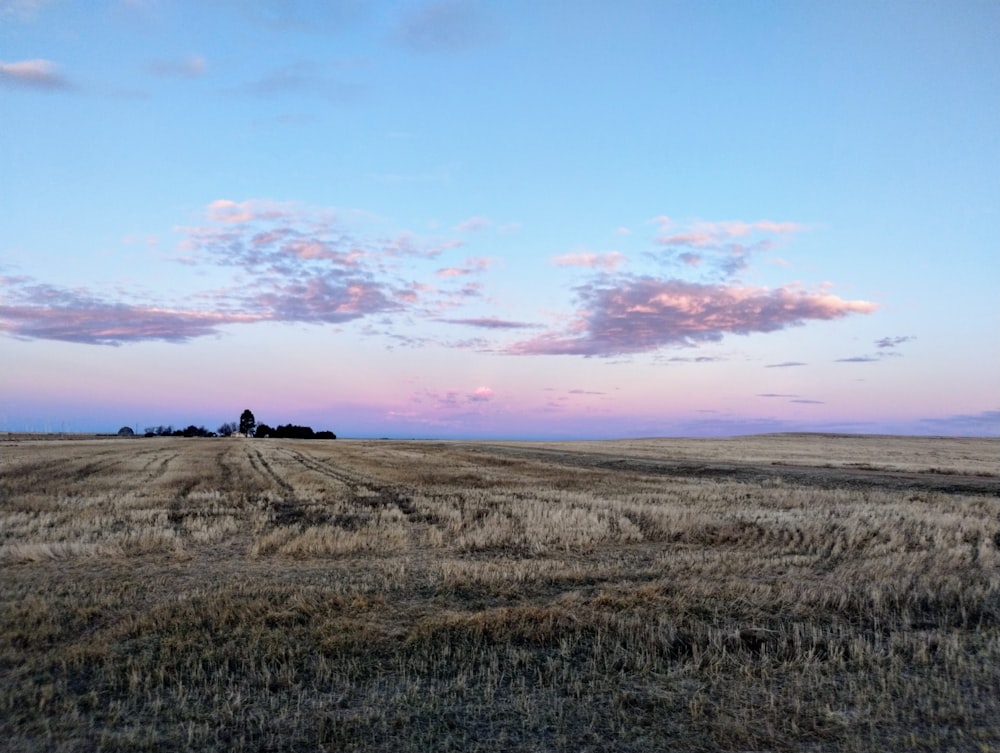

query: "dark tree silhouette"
xmin=140 ymin=413 xmax=334 ymax=439
xmin=239 ymin=409 xmax=256 ymax=437
xmin=218 ymin=421 xmax=239 ymax=437
xmin=265 ymin=424 xmax=337 ymax=439
xmin=179 ymin=425 xmax=212 ymax=438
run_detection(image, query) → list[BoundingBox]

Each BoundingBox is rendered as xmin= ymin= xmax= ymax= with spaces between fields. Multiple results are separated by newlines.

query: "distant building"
xmin=117 ymin=426 xmax=135 ymax=437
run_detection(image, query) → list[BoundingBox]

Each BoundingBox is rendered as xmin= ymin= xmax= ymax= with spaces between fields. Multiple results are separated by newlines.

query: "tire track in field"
xmin=275 ymin=446 xmax=365 ymax=490
xmin=216 ymin=447 xmax=233 ymax=489
xmin=244 ymin=445 xmax=294 ymax=494
xmin=69 ymin=449 xmax=128 ymax=482
xmin=469 ymin=444 xmax=1000 ymax=497
xmin=140 ymin=451 xmax=179 ymax=484
xmin=274 ymin=445 xmax=423 ymax=521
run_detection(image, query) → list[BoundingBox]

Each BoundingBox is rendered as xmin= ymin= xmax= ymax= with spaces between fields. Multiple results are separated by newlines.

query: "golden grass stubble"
xmin=1 ymin=437 xmax=998 ymax=751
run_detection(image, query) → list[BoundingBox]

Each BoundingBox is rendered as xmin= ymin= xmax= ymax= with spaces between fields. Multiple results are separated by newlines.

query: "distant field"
xmin=1 ymin=432 xmax=112 ymax=441
xmin=2 ymin=435 xmax=998 ymax=751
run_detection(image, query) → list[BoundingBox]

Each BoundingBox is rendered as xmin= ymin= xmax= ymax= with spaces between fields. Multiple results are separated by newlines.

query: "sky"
xmin=1 ymin=0 xmax=998 ymax=439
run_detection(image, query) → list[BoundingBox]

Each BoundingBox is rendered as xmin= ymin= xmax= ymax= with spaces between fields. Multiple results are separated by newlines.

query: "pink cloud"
xmin=435 ymin=256 xmax=492 ymax=277
xmin=551 ymin=251 xmax=625 ymax=271
xmin=0 ymin=199 xmax=487 ymax=347
xmin=0 ymin=280 xmax=262 ymax=345
xmin=384 ymin=233 xmax=460 ymax=259
xmin=245 ymin=276 xmax=400 ymax=323
xmin=658 ymin=219 xmax=804 ymax=248
xmin=455 ymin=215 xmax=491 ymax=232
xmin=657 ymin=232 xmax=717 ymax=248
xmin=206 ymin=199 xmax=293 ymax=224
xmin=652 ymin=218 xmax=805 ymax=280
xmin=0 ymin=58 xmax=71 ymax=89
xmin=401 ymin=384 xmax=499 ymax=427
xmin=1 ymin=262 xmax=402 ymax=345
xmin=754 ymin=221 xmax=801 ymax=234
xmin=185 ymin=201 xmax=456 ymax=275
xmin=506 ymin=277 xmax=878 ymax=357
xmin=277 ymin=239 xmax=365 ymax=266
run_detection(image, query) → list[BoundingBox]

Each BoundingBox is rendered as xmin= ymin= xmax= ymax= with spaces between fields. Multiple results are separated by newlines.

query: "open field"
xmin=2 ymin=435 xmax=998 ymax=751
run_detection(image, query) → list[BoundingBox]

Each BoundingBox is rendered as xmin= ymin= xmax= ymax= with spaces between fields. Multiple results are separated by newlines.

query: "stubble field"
xmin=1 ymin=434 xmax=998 ymax=752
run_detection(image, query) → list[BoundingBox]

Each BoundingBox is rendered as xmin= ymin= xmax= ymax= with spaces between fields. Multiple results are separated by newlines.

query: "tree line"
xmin=136 ymin=409 xmax=336 ymax=440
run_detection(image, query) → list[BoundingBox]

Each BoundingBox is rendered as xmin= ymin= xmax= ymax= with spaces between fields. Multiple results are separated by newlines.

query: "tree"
xmin=218 ymin=421 xmax=239 ymax=437
xmin=239 ymin=409 xmax=256 ymax=437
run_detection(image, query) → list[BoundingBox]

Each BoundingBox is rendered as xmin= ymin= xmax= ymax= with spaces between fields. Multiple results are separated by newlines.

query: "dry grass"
xmin=488 ymin=434 xmax=999 ymax=476
xmin=1 ymin=435 xmax=998 ymax=751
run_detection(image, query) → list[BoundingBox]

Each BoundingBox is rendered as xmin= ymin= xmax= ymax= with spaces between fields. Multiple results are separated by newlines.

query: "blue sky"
xmin=1 ymin=0 xmax=998 ymax=438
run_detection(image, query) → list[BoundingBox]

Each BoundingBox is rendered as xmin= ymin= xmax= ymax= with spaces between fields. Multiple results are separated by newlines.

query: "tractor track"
xmin=264 ymin=445 xmax=422 ymax=522
xmin=467 ymin=444 xmax=1000 ymax=497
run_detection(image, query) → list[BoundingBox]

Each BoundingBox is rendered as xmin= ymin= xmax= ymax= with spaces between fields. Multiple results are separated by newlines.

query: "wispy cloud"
xmin=507 ymin=277 xmax=877 ymax=357
xmin=837 ymin=336 xmax=915 ymax=363
xmin=454 ymin=215 xmax=491 ymax=233
xmin=765 ymin=361 xmax=807 ymax=368
xmin=435 ymin=317 xmax=535 ymax=329
xmin=205 ymin=198 xmax=295 ymax=224
xmin=238 ymin=1 xmax=367 ymax=32
xmin=394 ymin=0 xmax=494 ymax=53
xmin=404 ymin=384 xmax=500 ymax=424
xmin=755 ymin=393 xmax=823 ymax=404
xmin=0 ymin=268 xmax=402 ymax=345
xmin=2 ymin=204 xmax=880 ymax=360
xmin=875 ymin=335 xmax=915 ymax=349
xmin=147 ymin=54 xmax=207 ymax=78
xmin=435 ymin=256 xmax=492 ymax=277
xmin=657 ymin=219 xmax=803 ymax=247
xmin=551 ymin=251 xmax=625 ymax=271
xmin=239 ymin=278 xmax=401 ymax=323
xmin=0 ymin=58 xmax=72 ymax=89
xmin=667 ymin=355 xmax=722 ymax=363
xmin=2 ymin=199 xmax=465 ymax=345
xmin=0 ymin=278 xmax=260 ymax=345
xmin=239 ymin=61 xmax=363 ymax=102
xmin=652 ymin=218 xmax=804 ymax=280
xmin=0 ymin=0 xmax=53 ymax=22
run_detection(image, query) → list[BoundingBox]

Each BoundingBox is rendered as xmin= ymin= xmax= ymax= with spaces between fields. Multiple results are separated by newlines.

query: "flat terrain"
xmin=1 ymin=435 xmax=998 ymax=751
